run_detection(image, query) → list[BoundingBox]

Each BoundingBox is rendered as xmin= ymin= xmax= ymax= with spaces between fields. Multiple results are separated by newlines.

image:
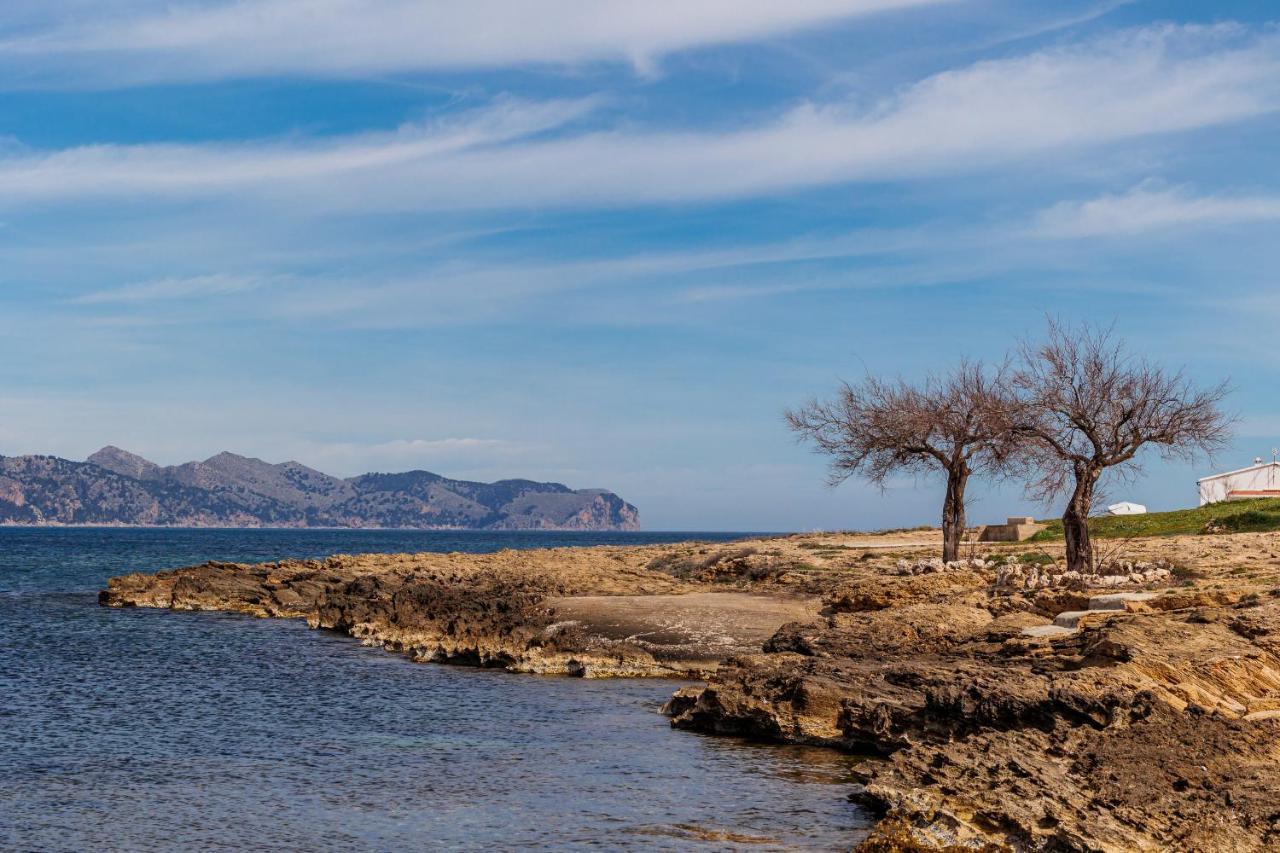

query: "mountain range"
xmin=0 ymin=447 xmax=639 ymax=530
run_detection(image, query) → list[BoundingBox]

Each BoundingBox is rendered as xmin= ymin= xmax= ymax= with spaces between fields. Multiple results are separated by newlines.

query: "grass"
xmin=1027 ymin=498 xmax=1280 ymax=541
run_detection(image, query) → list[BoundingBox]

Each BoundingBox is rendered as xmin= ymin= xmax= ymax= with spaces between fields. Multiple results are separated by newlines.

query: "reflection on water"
xmin=1 ymin=528 xmax=869 ymax=850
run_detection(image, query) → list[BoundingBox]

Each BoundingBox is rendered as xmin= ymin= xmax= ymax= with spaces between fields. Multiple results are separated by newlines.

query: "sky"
xmin=1 ymin=1 xmax=1278 ymax=531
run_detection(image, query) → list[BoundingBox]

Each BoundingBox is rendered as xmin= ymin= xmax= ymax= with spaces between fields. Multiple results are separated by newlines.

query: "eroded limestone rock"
xmin=669 ymin=584 xmax=1280 ymax=851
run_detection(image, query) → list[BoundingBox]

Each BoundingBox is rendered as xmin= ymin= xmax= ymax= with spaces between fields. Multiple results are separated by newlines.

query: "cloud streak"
xmin=0 ymin=96 xmax=597 ymax=200
xmin=1036 ymin=183 xmax=1280 ymax=237
xmin=0 ymin=25 xmax=1275 ymax=213
xmin=73 ymin=272 xmax=283 ymax=304
xmin=0 ymin=0 xmax=947 ymax=85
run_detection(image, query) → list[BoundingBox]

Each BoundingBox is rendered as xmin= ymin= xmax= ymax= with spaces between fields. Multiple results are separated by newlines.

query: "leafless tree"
xmin=1012 ymin=320 xmax=1232 ymax=573
xmin=787 ymin=361 xmax=1018 ymax=562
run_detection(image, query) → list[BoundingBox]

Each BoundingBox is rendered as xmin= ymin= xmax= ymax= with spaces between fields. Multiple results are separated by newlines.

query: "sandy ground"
xmin=546 ymin=592 xmax=820 ymax=662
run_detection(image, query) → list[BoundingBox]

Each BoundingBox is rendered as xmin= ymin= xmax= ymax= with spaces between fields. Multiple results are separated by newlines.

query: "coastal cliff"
xmin=0 ymin=447 xmax=639 ymax=530
xmin=101 ymin=529 xmax=1280 ymax=850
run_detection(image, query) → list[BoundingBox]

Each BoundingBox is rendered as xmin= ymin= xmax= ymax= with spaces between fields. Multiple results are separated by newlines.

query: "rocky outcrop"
xmin=99 ymin=545 xmax=817 ymax=678
xmin=665 ymin=550 xmax=1280 ymax=851
xmin=0 ymin=447 xmax=639 ymax=530
xmin=97 ymin=528 xmax=1280 ymax=850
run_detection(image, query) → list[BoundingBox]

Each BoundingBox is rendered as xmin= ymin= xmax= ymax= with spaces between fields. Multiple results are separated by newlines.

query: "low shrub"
xmin=647 ymin=547 xmax=771 ymax=582
xmin=1203 ymin=509 xmax=1280 ymax=535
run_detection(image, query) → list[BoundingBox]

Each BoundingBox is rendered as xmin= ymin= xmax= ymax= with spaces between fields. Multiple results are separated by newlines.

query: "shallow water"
xmin=1 ymin=528 xmax=869 ymax=851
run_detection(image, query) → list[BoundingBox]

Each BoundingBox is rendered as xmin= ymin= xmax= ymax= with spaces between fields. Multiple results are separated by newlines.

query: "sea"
xmin=0 ymin=528 xmax=869 ymax=851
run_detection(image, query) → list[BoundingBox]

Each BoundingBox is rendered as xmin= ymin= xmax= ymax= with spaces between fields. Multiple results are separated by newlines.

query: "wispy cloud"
xmin=73 ymin=272 xmax=284 ymax=304
xmin=1035 ymin=182 xmax=1280 ymax=238
xmin=0 ymin=0 xmax=948 ymax=86
xmin=670 ymin=247 xmax=1076 ymax=304
xmin=228 ymin=226 xmax=989 ymax=324
xmin=1 ymin=25 xmax=1275 ymax=212
xmin=47 ymin=195 xmax=1220 ymax=327
xmin=0 ymin=95 xmax=597 ymax=202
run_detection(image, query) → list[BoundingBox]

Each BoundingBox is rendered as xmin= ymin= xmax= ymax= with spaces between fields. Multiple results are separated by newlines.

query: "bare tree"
xmin=1012 ymin=321 xmax=1232 ymax=573
xmin=787 ymin=361 xmax=1017 ymax=562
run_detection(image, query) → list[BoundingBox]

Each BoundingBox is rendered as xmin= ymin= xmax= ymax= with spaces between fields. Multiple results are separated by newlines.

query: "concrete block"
xmin=979 ymin=519 xmax=1048 ymax=542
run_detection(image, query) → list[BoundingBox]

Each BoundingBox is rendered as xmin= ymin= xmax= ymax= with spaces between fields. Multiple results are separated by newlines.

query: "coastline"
xmin=101 ymin=528 xmax=1280 ymax=850
xmin=99 ymin=540 xmax=821 ymax=678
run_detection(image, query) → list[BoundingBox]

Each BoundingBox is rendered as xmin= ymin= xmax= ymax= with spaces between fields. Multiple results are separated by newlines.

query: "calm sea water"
xmin=0 ymin=528 xmax=868 ymax=851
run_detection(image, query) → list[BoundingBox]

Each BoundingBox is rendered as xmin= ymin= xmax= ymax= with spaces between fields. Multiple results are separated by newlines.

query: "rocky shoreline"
xmin=99 ymin=544 xmax=819 ymax=678
xmin=101 ymin=529 xmax=1280 ymax=851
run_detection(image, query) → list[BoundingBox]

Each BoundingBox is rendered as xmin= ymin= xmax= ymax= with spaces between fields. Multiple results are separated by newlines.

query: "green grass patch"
xmin=1026 ymin=497 xmax=1280 ymax=540
xmin=871 ymin=525 xmax=934 ymax=535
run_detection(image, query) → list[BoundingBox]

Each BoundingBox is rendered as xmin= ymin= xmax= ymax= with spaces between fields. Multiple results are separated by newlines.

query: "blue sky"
xmin=1 ymin=1 xmax=1278 ymax=530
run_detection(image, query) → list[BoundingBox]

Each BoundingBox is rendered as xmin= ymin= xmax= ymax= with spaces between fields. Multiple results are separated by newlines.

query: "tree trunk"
xmin=1062 ymin=470 xmax=1097 ymax=573
xmin=941 ymin=467 xmax=969 ymax=563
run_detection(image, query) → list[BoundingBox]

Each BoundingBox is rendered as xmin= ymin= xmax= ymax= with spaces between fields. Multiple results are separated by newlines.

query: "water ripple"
xmin=0 ymin=528 xmax=868 ymax=851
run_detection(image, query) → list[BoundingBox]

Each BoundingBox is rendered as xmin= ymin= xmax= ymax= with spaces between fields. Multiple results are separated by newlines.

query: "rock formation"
xmin=99 ymin=529 xmax=1280 ymax=850
xmin=100 ymin=545 xmax=819 ymax=677
xmin=664 ymin=539 xmax=1280 ymax=851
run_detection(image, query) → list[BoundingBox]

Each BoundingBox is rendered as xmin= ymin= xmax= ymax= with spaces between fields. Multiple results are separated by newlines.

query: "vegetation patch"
xmin=1027 ymin=498 xmax=1280 ymax=540
xmin=647 ymin=547 xmax=795 ymax=583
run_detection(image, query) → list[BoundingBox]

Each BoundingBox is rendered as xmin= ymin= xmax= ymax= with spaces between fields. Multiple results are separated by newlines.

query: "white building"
xmin=1197 ymin=459 xmax=1280 ymax=505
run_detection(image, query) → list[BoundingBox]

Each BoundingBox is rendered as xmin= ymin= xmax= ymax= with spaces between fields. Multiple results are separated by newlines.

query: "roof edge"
xmin=1197 ymin=461 xmax=1280 ymax=484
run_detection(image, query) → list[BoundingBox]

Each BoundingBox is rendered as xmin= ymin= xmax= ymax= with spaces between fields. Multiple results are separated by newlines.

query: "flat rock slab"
xmin=1090 ymin=592 xmax=1160 ymax=611
xmin=1022 ymin=624 xmax=1076 ymax=638
xmin=1053 ymin=610 xmax=1096 ymax=629
xmin=546 ymin=592 xmax=820 ymax=662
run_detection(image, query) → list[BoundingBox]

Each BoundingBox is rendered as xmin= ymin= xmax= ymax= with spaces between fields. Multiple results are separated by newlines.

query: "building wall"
xmin=1198 ymin=464 xmax=1280 ymax=505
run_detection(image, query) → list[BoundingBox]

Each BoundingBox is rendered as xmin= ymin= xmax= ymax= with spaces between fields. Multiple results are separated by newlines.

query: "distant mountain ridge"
xmin=0 ymin=447 xmax=639 ymax=531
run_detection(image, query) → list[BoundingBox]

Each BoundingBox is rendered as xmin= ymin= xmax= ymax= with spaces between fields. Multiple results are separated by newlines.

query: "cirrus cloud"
xmin=0 ymin=25 xmax=1275 ymax=213
xmin=0 ymin=0 xmax=949 ymax=86
xmin=73 ymin=272 xmax=286 ymax=304
xmin=1036 ymin=182 xmax=1280 ymax=238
